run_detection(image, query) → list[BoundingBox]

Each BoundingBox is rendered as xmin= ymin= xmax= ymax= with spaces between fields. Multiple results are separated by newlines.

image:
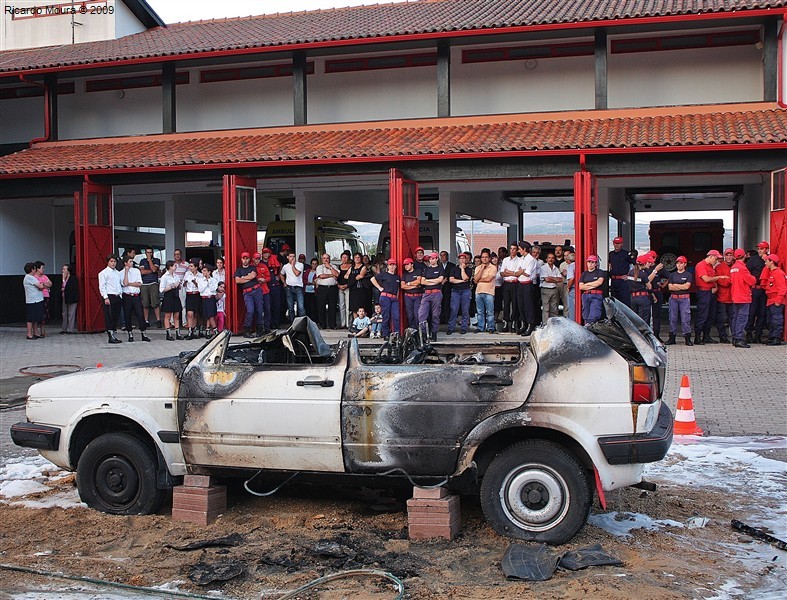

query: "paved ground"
xmin=1 ymin=323 xmax=785 ymax=436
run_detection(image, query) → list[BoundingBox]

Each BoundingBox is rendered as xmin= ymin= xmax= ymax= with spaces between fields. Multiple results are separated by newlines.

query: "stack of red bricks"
xmin=407 ymin=487 xmax=461 ymax=540
xmin=172 ymin=475 xmax=227 ymax=525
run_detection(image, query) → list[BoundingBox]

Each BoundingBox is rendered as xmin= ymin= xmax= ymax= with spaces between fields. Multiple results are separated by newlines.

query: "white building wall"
xmin=0 ymin=1 xmax=141 ymax=50
xmin=451 ymin=45 xmax=595 ymax=116
xmin=0 ymin=198 xmax=61 ymax=275
xmin=58 ymin=82 xmax=161 ymax=139
xmin=178 ymin=69 xmax=293 ymax=132
xmin=114 ymin=0 xmax=147 ymax=38
xmin=0 ymin=96 xmax=44 ymax=143
xmin=308 ymin=57 xmax=437 ymax=123
xmin=608 ymin=45 xmax=763 ymax=108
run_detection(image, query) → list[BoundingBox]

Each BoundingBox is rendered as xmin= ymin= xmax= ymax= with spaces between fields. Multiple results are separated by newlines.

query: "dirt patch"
xmin=0 ymin=474 xmax=784 ymax=599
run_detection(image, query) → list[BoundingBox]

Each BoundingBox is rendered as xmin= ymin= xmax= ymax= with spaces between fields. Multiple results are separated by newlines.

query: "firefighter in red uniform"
xmin=730 ymin=248 xmax=757 ymax=348
xmin=693 ymin=249 xmax=727 ymax=345
xmin=713 ymin=248 xmax=734 ymax=344
xmin=763 ymin=254 xmax=786 ymax=345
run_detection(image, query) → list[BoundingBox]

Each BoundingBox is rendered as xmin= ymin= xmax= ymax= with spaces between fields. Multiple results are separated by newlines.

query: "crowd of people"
xmin=605 ymin=238 xmax=785 ymax=348
xmin=22 ymin=237 xmax=786 ymax=348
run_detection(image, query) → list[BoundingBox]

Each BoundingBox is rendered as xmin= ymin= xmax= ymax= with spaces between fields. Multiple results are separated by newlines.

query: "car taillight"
xmin=631 ymin=366 xmax=658 ymax=404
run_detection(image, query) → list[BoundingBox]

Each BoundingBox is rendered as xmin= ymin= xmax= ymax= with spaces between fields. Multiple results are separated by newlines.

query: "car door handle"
xmin=470 ymin=375 xmax=513 ymax=386
xmin=297 ymin=379 xmax=334 ymax=387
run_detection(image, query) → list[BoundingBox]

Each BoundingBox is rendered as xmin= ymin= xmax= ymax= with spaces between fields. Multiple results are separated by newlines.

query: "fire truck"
xmin=648 ymin=219 xmax=725 ymax=271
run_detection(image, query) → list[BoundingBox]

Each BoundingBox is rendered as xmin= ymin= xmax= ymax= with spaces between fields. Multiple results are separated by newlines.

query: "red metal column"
xmin=74 ymin=180 xmax=113 ymax=332
xmin=389 ymin=169 xmax=419 ymax=331
xmin=573 ymin=169 xmax=597 ymax=323
xmin=770 ymin=168 xmax=787 ymax=339
xmin=222 ymin=175 xmax=258 ymax=333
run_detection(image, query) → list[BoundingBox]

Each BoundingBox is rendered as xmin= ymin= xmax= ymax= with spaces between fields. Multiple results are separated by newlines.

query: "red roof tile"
xmin=0 ymin=106 xmax=784 ymax=176
xmin=1 ymin=0 xmax=785 ymax=74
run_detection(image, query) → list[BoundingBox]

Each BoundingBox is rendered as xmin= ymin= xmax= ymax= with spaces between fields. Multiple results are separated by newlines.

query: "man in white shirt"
xmin=314 ymin=253 xmax=340 ymax=329
xmin=172 ymin=248 xmax=189 ymax=326
xmin=121 ymin=255 xmax=151 ymax=342
xmin=98 ymin=255 xmax=124 ymax=344
xmin=539 ymin=252 xmax=562 ymax=323
xmin=280 ymin=251 xmax=305 ymax=322
xmin=499 ymin=243 xmax=522 ymax=332
xmin=518 ymin=241 xmax=538 ymax=336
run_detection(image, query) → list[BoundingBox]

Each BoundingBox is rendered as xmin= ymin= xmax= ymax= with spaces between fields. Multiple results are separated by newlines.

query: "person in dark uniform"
xmin=608 ymin=236 xmax=635 ymax=308
xmin=579 ymin=255 xmax=605 ymax=324
xmin=439 ymin=251 xmax=455 ymax=325
xmin=417 ymin=252 xmax=445 ymax=341
xmin=693 ymin=249 xmax=727 ymax=345
xmin=666 ymin=256 xmax=693 ymax=346
xmin=642 ymin=251 xmax=667 ymax=341
xmin=234 ymin=251 xmax=265 ymax=338
xmin=401 ymin=258 xmax=422 ymax=328
xmin=745 ymin=240 xmax=769 ymax=343
xmin=371 ymin=258 xmax=401 ymax=337
xmin=413 ymin=246 xmax=426 ymax=275
xmin=447 ymin=252 xmax=473 ymax=335
xmin=627 ymin=255 xmax=652 ymax=325
xmin=262 ymin=248 xmax=282 ymax=329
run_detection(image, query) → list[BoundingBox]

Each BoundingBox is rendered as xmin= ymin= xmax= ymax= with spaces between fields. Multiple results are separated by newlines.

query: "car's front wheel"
xmin=480 ymin=440 xmax=591 ymax=545
xmin=76 ymin=433 xmax=164 ymax=515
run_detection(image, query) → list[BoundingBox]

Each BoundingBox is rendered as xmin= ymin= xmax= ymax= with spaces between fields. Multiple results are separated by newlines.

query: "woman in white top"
xmin=182 ymin=260 xmax=203 ymax=339
xmin=159 ymin=260 xmax=183 ymax=340
xmin=212 ymin=257 xmax=226 ymax=284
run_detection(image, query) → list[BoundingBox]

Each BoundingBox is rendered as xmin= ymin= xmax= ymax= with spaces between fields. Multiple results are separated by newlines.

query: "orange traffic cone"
xmin=674 ymin=375 xmax=703 ymax=435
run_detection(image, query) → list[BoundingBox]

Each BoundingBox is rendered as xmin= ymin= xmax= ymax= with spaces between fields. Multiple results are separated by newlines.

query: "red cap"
xmin=403 ymin=258 xmax=414 ymax=265
xmin=645 ymin=251 xmax=657 ymax=259
xmin=429 ymin=252 xmax=439 ymax=259
xmin=724 ymin=248 xmax=734 ymax=255
xmin=587 ymin=255 xmax=599 ymax=262
xmin=733 ymin=248 xmax=746 ymax=259
xmin=281 ymin=244 xmax=291 ymax=251
xmin=765 ymin=253 xmax=779 ymax=263
xmin=262 ymin=247 xmax=272 ymax=254
xmin=252 ymin=252 xmax=261 ymax=259
xmin=676 ymin=256 xmax=687 ymax=263
xmin=240 ymin=252 xmax=251 ymax=258
xmin=415 ymin=246 xmax=425 ymax=253
xmin=613 ymin=237 xmax=623 ymax=244
xmin=757 ymin=241 xmax=770 ymax=249
xmin=387 ymin=258 xmax=397 ymax=265
xmin=636 ymin=255 xmax=648 ymax=265
xmin=706 ymin=250 xmax=723 ymax=258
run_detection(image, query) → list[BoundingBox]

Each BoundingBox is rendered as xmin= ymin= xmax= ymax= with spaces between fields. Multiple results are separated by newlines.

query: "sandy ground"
xmin=0 ymin=460 xmax=784 ymax=600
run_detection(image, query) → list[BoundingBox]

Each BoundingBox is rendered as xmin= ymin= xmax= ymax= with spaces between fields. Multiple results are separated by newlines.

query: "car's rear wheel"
xmin=480 ymin=440 xmax=591 ymax=545
xmin=76 ymin=433 xmax=164 ymax=515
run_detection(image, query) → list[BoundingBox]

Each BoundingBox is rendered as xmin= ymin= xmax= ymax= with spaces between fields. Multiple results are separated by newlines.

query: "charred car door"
xmin=341 ymin=340 xmax=537 ymax=476
xmin=177 ymin=331 xmax=346 ymax=472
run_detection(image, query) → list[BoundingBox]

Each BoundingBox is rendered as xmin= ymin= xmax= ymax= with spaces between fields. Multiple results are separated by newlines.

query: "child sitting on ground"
xmin=348 ymin=306 xmax=371 ymax=338
xmin=369 ymin=303 xmax=384 ymax=338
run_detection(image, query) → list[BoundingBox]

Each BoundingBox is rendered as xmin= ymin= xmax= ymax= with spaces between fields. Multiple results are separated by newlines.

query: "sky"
xmin=147 ymin=0 xmax=409 ymax=23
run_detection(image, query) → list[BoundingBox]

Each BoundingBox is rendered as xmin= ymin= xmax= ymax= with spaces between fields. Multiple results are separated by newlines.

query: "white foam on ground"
xmin=0 ymin=454 xmax=84 ymax=508
xmin=588 ymin=511 xmax=684 ymax=537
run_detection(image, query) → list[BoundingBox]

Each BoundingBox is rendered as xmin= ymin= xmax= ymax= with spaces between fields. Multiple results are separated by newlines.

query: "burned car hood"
xmin=26 ymin=355 xmax=188 ymax=400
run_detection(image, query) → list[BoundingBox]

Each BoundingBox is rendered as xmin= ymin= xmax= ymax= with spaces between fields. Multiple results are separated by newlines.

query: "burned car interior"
xmin=219 ymin=317 xmax=522 ymax=367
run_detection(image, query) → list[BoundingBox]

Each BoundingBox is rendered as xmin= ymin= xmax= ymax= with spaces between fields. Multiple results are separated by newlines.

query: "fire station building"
xmin=1 ymin=0 xmax=786 ymax=331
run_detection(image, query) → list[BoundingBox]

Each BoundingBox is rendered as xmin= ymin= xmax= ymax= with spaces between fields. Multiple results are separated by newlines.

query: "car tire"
xmin=480 ymin=440 xmax=591 ymax=545
xmin=76 ymin=432 xmax=164 ymax=515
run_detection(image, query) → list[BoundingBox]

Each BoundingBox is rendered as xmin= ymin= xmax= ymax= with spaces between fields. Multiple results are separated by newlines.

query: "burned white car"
xmin=12 ymin=299 xmax=671 ymax=545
